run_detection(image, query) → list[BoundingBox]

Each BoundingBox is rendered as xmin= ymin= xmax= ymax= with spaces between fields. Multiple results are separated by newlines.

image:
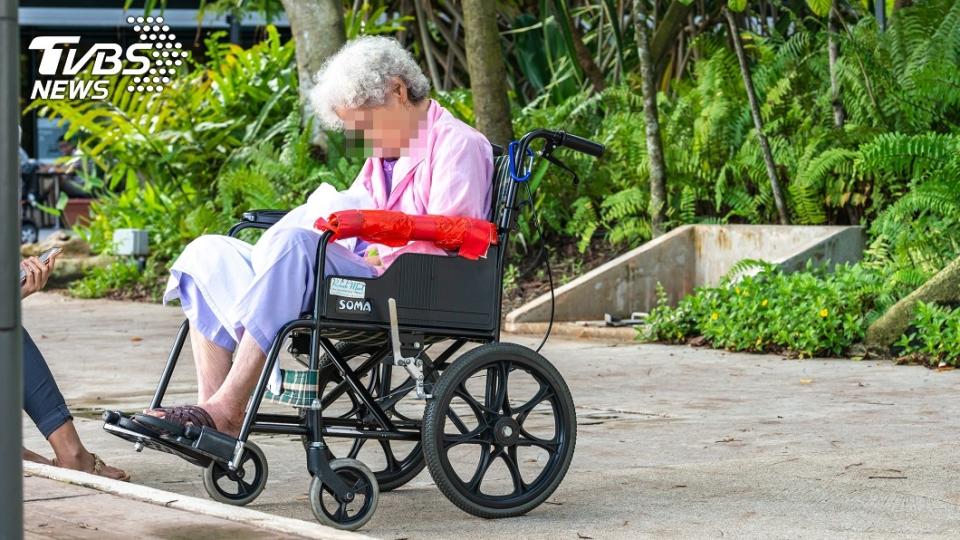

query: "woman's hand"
xmin=20 ymin=254 xmax=58 ymax=299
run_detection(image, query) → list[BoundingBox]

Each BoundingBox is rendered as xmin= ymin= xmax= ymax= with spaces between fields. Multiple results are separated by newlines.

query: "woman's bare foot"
xmin=47 ymin=420 xmax=129 ymax=481
xmin=22 ymin=447 xmax=52 ymax=465
xmin=53 ymin=451 xmax=129 ymax=481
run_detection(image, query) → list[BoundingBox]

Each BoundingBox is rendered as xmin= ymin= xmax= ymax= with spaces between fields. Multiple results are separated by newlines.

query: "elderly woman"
xmin=148 ymin=37 xmax=493 ymax=436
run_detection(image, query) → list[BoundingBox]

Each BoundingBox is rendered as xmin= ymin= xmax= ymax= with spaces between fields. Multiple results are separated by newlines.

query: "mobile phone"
xmin=19 ymin=247 xmax=63 ymax=285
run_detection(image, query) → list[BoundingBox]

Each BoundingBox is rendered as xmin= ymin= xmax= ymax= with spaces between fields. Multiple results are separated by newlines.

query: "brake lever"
xmin=542 ymin=153 xmax=580 ymax=185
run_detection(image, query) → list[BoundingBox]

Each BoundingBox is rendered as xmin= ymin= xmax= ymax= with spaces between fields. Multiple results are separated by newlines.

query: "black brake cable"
xmin=522 ymin=181 xmax=554 ymax=353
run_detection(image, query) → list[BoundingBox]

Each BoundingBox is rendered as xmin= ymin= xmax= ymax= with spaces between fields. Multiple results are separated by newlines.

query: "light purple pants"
xmin=164 ymin=228 xmax=376 ymax=356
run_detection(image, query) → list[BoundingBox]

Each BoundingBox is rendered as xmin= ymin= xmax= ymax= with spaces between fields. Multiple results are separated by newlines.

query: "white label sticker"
xmin=329 ymin=278 xmax=366 ymax=299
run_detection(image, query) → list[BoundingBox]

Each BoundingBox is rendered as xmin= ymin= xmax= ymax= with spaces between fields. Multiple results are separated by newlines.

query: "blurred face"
xmin=57 ymin=140 xmax=74 ymax=156
xmin=335 ymin=79 xmax=429 ymax=158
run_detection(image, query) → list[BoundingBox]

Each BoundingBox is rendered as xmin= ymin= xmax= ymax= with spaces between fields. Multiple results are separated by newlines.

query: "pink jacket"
xmin=350 ymin=100 xmax=494 ymax=267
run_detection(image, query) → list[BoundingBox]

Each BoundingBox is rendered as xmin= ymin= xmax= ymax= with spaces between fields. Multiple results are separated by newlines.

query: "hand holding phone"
xmin=20 ymin=247 xmax=62 ymax=286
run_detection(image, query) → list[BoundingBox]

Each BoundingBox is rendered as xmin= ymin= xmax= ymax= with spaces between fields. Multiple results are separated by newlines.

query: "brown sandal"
xmin=53 ymin=453 xmax=130 ymax=482
xmin=143 ymin=404 xmax=218 ymax=432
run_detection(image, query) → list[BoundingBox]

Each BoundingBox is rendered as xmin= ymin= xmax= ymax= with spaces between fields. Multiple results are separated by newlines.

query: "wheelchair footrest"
xmin=102 ymin=410 xmax=239 ymax=467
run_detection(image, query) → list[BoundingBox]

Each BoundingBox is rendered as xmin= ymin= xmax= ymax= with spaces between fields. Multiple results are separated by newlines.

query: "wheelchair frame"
xmin=104 ymin=128 xmax=602 ymax=529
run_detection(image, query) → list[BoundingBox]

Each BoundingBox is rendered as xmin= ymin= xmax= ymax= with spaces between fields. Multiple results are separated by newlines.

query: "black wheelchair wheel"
xmin=308 ymin=458 xmax=379 ymax=531
xmin=422 ymin=343 xmax=576 ymax=519
xmin=202 ymin=442 xmax=268 ymax=506
xmin=313 ymin=342 xmax=431 ymax=492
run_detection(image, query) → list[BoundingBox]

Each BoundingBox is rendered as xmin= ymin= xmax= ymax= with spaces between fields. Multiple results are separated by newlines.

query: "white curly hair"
xmin=309 ymin=36 xmax=431 ymax=130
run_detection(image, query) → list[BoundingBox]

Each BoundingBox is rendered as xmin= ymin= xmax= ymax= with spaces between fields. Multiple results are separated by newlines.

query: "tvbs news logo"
xmin=29 ymin=15 xmax=188 ymax=100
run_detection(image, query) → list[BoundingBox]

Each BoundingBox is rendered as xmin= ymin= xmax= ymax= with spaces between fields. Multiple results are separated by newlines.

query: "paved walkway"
xmin=24 ymin=473 xmax=311 ymax=539
xmin=20 ymin=292 xmax=960 ymax=539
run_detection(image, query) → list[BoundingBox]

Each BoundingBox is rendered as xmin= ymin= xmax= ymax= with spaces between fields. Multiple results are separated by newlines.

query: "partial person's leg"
xmin=190 ymin=327 xmax=232 ymax=403
xmin=165 ymin=237 xmax=254 ymax=401
xmin=200 ymin=231 xmax=376 ymax=436
xmin=199 ymin=332 xmax=265 ymax=436
xmin=22 ymin=329 xmax=127 ymax=480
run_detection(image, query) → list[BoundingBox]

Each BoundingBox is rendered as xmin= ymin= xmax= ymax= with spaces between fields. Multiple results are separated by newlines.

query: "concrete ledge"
xmin=508 ymin=225 xmax=866 ymax=325
xmin=504 ymin=321 xmax=639 ymax=341
xmin=23 ymin=461 xmax=375 ymax=540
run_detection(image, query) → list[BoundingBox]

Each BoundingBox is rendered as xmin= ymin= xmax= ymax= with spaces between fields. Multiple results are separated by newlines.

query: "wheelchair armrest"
xmin=242 ymin=209 xmax=289 ymax=225
xmin=227 ymin=209 xmax=290 ymax=237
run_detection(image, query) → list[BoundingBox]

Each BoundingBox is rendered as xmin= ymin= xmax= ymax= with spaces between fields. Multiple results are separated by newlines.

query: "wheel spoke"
xmin=237 ymin=479 xmax=252 ymax=496
xmin=502 ymin=446 xmax=527 ymax=495
xmin=513 ymin=382 xmax=555 ymax=426
xmin=377 ymin=439 xmax=401 ymax=471
xmin=446 ymin=407 xmax=471 ymax=434
xmin=379 ymin=364 xmax=392 ymax=397
xmin=347 ymin=438 xmax=366 ymax=459
xmin=515 ymin=427 xmax=560 ymax=454
xmin=465 ymin=444 xmax=494 ymax=494
xmin=493 ymin=361 xmax=511 ymax=414
xmin=376 ymin=377 xmax=416 ymax=412
xmin=454 ymin=382 xmax=493 ymax=419
xmin=442 ymin=428 xmax=487 ymax=448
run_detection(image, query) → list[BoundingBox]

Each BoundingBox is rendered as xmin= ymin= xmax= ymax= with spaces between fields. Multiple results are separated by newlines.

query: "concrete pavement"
xmin=20 ymin=292 xmax=960 ymax=539
xmin=23 ymin=466 xmax=370 ymax=540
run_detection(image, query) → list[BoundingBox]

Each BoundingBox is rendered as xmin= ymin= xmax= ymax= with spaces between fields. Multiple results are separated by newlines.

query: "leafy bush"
xmin=29 ymin=26 xmax=365 ymax=298
xmin=895 ymin=301 xmax=960 ymax=366
xmin=643 ymin=261 xmax=884 ymax=358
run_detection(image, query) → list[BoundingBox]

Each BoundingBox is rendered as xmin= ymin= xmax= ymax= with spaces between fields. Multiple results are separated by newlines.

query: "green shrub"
xmin=895 ymin=301 xmax=960 ymax=366
xmin=642 ymin=261 xmax=883 ymax=358
xmin=70 ymin=261 xmax=149 ymax=299
xmin=643 ymin=284 xmax=697 ymax=343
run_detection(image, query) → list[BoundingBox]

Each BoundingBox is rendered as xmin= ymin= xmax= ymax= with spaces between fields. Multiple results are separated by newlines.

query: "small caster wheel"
xmin=202 ymin=442 xmax=268 ymax=506
xmin=309 ymin=458 xmax=379 ymax=531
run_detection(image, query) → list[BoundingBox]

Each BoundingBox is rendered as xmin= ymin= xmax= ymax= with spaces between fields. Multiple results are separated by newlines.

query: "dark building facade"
xmin=19 ymin=0 xmax=289 ymax=161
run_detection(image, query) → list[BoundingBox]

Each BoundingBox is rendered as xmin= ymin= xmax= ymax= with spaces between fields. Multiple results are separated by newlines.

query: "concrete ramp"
xmin=506 ymin=225 xmax=865 ymax=327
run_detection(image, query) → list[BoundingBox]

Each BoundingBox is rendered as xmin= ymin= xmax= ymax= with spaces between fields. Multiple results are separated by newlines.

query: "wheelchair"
xmin=103 ymin=128 xmax=604 ymax=530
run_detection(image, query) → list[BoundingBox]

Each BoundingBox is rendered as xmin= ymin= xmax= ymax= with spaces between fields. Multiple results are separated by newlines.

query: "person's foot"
xmin=143 ymin=402 xmax=241 ymax=438
xmin=54 ymin=450 xmax=129 ymax=481
xmin=197 ymin=401 xmax=242 ymax=438
xmin=22 ymin=447 xmax=52 ymax=465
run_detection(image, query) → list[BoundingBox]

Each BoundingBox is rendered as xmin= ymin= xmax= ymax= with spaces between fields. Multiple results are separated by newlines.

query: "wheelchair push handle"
xmin=517 ymin=128 xmax=604 ymax=159
xmin=554 ymin=131 xmax=605 ymax=158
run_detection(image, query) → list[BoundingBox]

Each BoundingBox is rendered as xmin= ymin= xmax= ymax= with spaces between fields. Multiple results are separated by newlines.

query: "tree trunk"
xmin=650 ymin=1 xmax=694 ymax=79
xmin=828 ymin=2 xmax=845 ymax=128
xmin=723 ymin=8 xmax=790 ymax=225
xmin=280 ymin=0 xmax=345 ymax=132
xmin=634 ymin=0 xmax=668 ymax=237
xmin=462 ymin=0 xmax=514 ymax=146
xmin=570 ymin=18 xmax=606 ymax=92
xmin=413 ymin=0 xmax=443 ymax=91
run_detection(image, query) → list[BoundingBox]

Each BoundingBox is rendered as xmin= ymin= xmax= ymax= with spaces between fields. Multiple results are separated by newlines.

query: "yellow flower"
xmin=711 ymin=312 xmax=719 ymax=321
xmin=755 ymin=336 xmax=763 ymax=347
xmin=735 ymin=287 xmax=741 ymax=295
xmin=819 ymin=308 xmax=829 ymax=318
xmin=761 ymin=299 xmax=769 ymax=307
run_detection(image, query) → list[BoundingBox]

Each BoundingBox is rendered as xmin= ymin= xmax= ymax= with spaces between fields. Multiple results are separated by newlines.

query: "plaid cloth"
xmin=263 ymin=369 xmax=320 ymax=408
